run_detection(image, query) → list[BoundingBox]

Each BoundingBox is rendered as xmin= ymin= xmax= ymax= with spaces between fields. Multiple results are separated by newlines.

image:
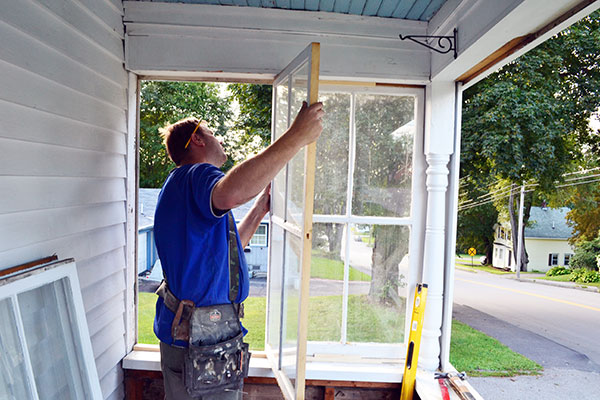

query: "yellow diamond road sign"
xmin=468 ymin=247 xmax=477 ymax=257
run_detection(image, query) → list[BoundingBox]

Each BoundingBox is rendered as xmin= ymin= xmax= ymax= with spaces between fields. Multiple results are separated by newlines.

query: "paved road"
xmin=453 ymin=268 xmax=600 ymax=366
xmin=453 ymin=268 xmax=600 ymax=399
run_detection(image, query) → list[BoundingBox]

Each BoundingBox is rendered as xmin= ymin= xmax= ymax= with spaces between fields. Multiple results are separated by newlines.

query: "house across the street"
xmin=138 ymin=188 xmax=269 ymax=280
xmin=492 ymin=207 xmax=574 ymax=272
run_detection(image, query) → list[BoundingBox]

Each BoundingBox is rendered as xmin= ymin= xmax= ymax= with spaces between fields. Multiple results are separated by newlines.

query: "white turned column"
xmin=418 ymin=81 xmax=456 ymax=371
xmin=419 ymin=154 xmax=450 ymax=369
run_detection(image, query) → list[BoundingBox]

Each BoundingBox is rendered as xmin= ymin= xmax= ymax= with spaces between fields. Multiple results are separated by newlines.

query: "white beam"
xmin=123 ymin=2 xmax=430 ymax=83
xmin=430 ymin=0 xmax=600 ymax=85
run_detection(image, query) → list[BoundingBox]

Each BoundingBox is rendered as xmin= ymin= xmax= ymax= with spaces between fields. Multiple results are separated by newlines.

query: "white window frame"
xmin=303 ymin=84 xmax=425 ymax=359
xmin=249 ymin=224 xmax=268 ymax=247
xmin=564 ymin=253 xmax=573 ymax=266
xmin=0 ymin=259 xmax=102 ymax=400
xmin=549 ymin=253 xmax=559 ymax=266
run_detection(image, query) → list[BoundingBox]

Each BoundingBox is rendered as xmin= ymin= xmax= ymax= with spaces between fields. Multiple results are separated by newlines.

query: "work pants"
xmin=160 ymin=342 xmax=244 ymax=400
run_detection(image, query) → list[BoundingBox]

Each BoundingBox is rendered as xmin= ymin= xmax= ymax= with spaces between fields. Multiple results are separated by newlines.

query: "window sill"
xmin=122 ymin=348 xmax=403 ymax=382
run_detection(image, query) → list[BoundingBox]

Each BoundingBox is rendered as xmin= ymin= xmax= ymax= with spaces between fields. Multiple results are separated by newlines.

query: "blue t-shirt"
xmin=153 ymin=163 xmax=249 ymax=346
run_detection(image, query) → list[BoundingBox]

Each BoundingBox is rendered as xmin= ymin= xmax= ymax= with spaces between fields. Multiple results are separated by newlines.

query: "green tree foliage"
xmin=227 ymin=84 xmax=272 ymax=147
xmin=570 ymin=235 xmax=600 ymax=271
xmin=139 ymin=81 xmax=231 ymax=188
xmin=459 ymin=12 xmax=600 ymax=269
xmin=566 ymin=181 xmax=600 ymax=245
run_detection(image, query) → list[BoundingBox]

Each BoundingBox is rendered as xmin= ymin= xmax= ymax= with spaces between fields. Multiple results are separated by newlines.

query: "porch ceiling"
xmin=129 ymin=0 xmax=447 ymax=21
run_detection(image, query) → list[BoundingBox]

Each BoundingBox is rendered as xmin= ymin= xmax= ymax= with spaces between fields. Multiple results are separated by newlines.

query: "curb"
xmin=513 ymin=277 xmax=600 ymax=293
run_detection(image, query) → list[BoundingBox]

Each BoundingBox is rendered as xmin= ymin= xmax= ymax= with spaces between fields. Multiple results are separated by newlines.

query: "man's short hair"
xmin=160 ymin=117 xmax=202 ymax=165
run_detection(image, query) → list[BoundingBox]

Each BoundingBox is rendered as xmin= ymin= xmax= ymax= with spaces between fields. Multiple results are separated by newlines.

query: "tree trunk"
xmin=368 ymin=226 xmax=407 ymax=306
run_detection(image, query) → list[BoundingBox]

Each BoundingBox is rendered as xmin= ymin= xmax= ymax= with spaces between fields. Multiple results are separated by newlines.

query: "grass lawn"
xmin=527 ymin=274 xmax=600 ymax=289
xmin=450 ymin=320 xmax=542 ymax=377
xmin=311 ymin=254 xmax=371 ymax=281
xmin=455 ymin=256 xmax=512 ymax=275
xmin=139 ymin=293 xmax=540 ymax=377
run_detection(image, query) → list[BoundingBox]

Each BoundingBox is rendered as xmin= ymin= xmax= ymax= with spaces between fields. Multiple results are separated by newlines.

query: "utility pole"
xmin=515 ymin=184 xmax=525 ymax=279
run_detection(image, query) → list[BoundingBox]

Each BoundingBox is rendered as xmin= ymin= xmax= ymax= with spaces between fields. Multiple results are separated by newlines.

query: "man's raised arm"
xmin=212 ymin=101 xmax=324 ymax=211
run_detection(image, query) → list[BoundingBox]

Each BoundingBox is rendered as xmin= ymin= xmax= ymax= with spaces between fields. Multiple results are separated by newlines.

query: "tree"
xmin=459 ymin=11 xmax=600 ymax=270
xmin=566 ymin=180 xmax=600 ymax=245
xmin=139 ymin=81 xmax=231 ymax=188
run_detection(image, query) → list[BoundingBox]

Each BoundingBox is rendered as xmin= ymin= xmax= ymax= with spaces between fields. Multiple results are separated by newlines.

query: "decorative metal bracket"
xmin=399 ymin=28 xmax=457 ymax=59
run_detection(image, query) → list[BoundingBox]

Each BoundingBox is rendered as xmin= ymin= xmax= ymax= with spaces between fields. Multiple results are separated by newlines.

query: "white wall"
xmin=525 ymin=238 xmax=574 ymax=272
xmin=0 ymin=1 xmax=129 ymax=399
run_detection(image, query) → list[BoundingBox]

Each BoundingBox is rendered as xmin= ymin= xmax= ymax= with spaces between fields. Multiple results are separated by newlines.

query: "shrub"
xmin=546 ymin=266 xmax=570 ymax=276
xmin=570 ymin=236 xmax=600 ymax=271
xmin=569 ymin=268 xmax=600 ymax=284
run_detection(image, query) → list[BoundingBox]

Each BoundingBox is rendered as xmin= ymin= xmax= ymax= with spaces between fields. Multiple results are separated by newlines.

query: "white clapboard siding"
xmin=0 ymin=100 xmax=126 ymax=154
xmin=0 ymin=60 xmax=126 ymax=132
xmin=0 ymin=21 xmax=126 ymax=108
xmin=0 ymin=1 xmax=126 ymax=84
xmin=0 ymin=139 xmax=126 ymax=178
xmin=0 ymin=177 xmax=126 ymax=214
xmin=0 ymin=1 xmax=129 ymax=399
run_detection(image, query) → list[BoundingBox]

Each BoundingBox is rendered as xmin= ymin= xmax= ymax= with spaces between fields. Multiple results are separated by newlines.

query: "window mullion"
xmin=340 ymin=92 xmax=357 ymax=344
xmin=12 ymin=294 xmax=40 ymax=400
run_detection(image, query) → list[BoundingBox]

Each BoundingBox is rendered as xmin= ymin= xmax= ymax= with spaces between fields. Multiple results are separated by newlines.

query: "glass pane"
xmin=285 ymin=62 xmax=309 ymax=227
xmin=314 ymin=93 xmax=350 ymax=216
xmin=267 ymin=223 xmax=285 ymax=356
xmin=0 ymin=298 xmax=32 ymax=400
xmin=281 ymin=231 xmax=302 ymax=380
xmin=273 ymin=83 xmax=289 ymax=219
xmin=353 ymin=94 xmax=416 ymax=217
xmin=18 ymin=279 xmax=91 ymax=400
xmin=346 ymin=224 xmax=409 ymax=344
xmin=309 ymin=223 xmax=346 ymax=342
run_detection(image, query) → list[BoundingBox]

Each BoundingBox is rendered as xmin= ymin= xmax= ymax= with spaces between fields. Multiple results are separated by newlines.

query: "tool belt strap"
xmin=155 ymin=212 xmax=243 ymax=342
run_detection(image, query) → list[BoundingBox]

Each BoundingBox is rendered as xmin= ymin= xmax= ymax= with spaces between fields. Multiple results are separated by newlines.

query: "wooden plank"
xmin=0 ymin=177 xmax=126 ymax=215
xmin=91 ymin=315 xmax=127 ymax=358
xmin=71 ymin=0 xmax=125 ymax=37
xmin=82 ymin=268 xmax=126 ymax=312
xmin=94 ymin=335 xmax=127 ymax=383
xmin=296 ymin=42 xmax=320 ymax=400
xmin=0 ymin=224 xmax=126 ymax=276
xmin=0 ymin=21 xmax=126 ymax=109
xmin=0 ymin=60 xmax=127 ymax=132
xmin=0 ymin=202 xmax=126 ymax=254
xmin=34 ymin=0 xmax=124 ymax=56
xmin=324 ymin=387 xmax=335 ymax=400
xmin=0 ymin=0 xmax=126 ymax=84
xmin=0 ymin=255 xmax=58 ymax=279
xmin=0 ymin=99 xmax=126 ymax=153
xmin=0 ymin=138 xmax=126 ymax=178
xmin=86 ymin=291 xmax=126 ymax=337
xmin=77 ymin=247 xmax=126 ymax=290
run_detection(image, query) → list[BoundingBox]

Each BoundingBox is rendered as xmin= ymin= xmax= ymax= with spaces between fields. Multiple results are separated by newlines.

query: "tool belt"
xmin=156 ymin=212 xmax=251 ymax=396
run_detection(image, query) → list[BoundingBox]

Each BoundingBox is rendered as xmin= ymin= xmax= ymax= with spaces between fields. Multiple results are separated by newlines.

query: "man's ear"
xmin=192 ymin=134 xmax=205 ymax=147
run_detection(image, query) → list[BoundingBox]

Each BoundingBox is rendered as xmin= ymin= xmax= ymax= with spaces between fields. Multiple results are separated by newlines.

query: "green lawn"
xmin=311 ymin=254 xmax=371 ymax=281
xmin=139 ymin=292 xmax=540 ymax=377
xmin=527 ymin=274 xmax=600 ymax=289
xmin=455 ymin=256 xmax=513 ymax=275
xmin=450 ymin=320 xmax=542 ymax=377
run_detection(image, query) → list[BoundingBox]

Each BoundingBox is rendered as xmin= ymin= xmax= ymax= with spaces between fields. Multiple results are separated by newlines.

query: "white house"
xmin=493 ymin=207 xmax=575 ymax=272
xmin=1 ymin=1 xmax=598 ymax=399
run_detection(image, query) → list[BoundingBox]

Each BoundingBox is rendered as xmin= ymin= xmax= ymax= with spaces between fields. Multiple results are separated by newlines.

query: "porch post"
xmin=419 ymin=81 xmax=455 ymax=371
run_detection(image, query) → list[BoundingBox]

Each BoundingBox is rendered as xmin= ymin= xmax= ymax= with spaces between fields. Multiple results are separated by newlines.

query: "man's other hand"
xmin=288 ymin=101 xmax=324 ymax=147
xmin=255 ymin=183 xmax=271 ymax=216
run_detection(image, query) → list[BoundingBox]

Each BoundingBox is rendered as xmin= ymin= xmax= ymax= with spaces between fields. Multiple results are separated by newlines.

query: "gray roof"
xmin=524 ymin=207 xmax=572 ymax=239
xmin=138 ymin=188 xmax=268 ymax=229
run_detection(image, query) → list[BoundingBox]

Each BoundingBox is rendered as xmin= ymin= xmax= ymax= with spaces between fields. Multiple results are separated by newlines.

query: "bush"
xmin=569 ymin=268 xmax=600 ymax=284
xmin=570 ymin=236 xmax=600 ymax=271
xmin=546 ymin=266 xmax=570 ymax=276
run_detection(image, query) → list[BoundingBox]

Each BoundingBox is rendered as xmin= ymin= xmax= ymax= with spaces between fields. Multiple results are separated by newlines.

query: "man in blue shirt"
xmin=154 ymin=101 xmax=324 ymax=399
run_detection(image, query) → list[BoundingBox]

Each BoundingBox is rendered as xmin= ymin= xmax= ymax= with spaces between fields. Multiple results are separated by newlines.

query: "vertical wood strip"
xmin=295 ymin=42 xmax=320 ymax=400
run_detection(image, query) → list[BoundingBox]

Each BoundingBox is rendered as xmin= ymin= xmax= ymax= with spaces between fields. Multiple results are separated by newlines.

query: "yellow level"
xmin=400 ymin=283 xmax=428 ymax=400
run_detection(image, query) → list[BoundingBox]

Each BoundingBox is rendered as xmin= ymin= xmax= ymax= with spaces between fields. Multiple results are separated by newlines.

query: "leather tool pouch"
xmin=183 ymin=303 xmax=251 ymax=396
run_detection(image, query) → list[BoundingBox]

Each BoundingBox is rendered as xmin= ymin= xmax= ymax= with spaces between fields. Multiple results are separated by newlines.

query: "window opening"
xmin=564 ymin=253 xmax=572 ymax=266
xmin=548 ymin=253 xmax=559 ymax=266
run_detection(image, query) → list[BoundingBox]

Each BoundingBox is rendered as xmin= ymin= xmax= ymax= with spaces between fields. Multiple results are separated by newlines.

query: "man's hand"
xmin=238 ymin=183 xmax=271 ymax=247
xmin=287 ymin=101 xmax=325 ymax=147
